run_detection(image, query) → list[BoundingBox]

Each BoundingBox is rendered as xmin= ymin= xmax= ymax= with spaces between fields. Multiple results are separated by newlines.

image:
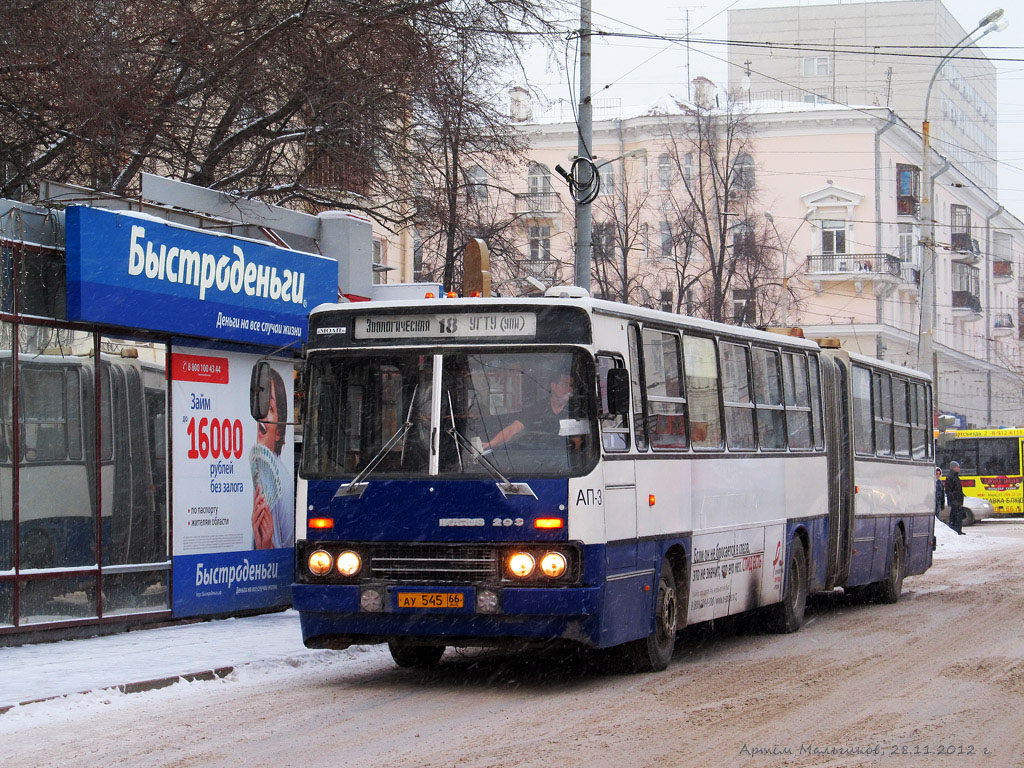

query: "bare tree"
xmin=658 ymin=94 xmax=790 ymax=324
xmin=0 ymin=0 xmax=551 ymax=231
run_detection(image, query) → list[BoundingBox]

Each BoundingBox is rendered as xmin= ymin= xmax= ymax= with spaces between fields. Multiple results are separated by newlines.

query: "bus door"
xmin=822 ymin=353 xmax=854 ymax=587
xmin=597 ymin=353 xmax=636 ymax=571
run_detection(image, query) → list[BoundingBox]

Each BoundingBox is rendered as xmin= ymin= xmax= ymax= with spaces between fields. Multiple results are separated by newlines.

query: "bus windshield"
xmin=302 ymin=350 xmax=598 ymax=478
xmin=937 ymin=437 xmax=1021 ymax=476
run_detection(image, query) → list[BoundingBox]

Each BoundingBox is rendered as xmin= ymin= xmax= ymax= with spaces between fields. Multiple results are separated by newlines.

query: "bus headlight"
xmin=507 ymin=552 xmax=536 ymax=578
xmin=308 ymin=549 xmax=333 ymax=576
xmin=336 ymin=550 xmax=362 ymax=577
xmin=540 ymin=551 xmax=567 ymax=579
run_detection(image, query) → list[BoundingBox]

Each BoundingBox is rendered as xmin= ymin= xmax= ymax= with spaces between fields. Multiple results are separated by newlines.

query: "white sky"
xmin=522 ymin=0 xmax=1024 ymax=218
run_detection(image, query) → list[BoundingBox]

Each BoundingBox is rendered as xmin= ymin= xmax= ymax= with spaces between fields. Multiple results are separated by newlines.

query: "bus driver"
xmin=482 ymin=372 xmax=574 ymax=451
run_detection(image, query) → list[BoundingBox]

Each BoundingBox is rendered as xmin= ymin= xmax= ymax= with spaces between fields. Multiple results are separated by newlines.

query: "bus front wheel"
xmin=768 ymin=537 xmax=807 ymax=634
xmin=388 ymin=639 xmax=445 ymax=669
xmin=625 ymin=556 xmax=678 ymax=673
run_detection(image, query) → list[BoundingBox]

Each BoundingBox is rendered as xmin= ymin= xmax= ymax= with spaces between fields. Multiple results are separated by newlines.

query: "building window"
xmin=658 ymin=153 xmax=673 ymax=191
xmin=821 ymin=219 xmax=847 ymax=255
xmin=599 ymin=164 xmax=615 ymax=196
xmin=896 ymin=164 xmax=920 ymax=216
xmin=660 ymin=289 xmax=673 ymax=313
xmin=412 ymin=229 xmax=423 ymax=281
xmin=528 ymin=225 xmax=551 ymax=260
xmin=685 ymin=289 xmax=695 ymax=316
xmin=465 ymin=165 xmax=488 ymax=201
xmin=660 ymin=222 xmax=673 ymax=258
xmin=732 ymin=220 xmax=756 ymax=259
xmin=733 ymin=153 xmax=755 ymax=191
xmin=528 ymin=163 xmax=551 ymax=195
xmin=898 ymin=223 xmax=919 ymax=263
xmin=683 ymin=153 xmax=693 ymax=185
xmin=372 ymin=239 xmax=385 ymax=285
xmin=802 ymin=56 xmax=830 ymax=77
xmin=640 ymin=155 xmax=649 ymax=191
xmin=951 ymin=204 xmax=972 ymax=252
xmin=732 ymin=288 xmax=755 ymax=325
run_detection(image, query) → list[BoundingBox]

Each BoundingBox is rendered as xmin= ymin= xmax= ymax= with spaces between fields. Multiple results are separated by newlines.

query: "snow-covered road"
xmin=2 ymin=520 xmax=1023 ymax=767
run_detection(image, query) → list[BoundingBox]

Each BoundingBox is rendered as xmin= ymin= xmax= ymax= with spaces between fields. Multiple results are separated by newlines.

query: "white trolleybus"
xmin=265 ymin=292 xmax=935 ymax=671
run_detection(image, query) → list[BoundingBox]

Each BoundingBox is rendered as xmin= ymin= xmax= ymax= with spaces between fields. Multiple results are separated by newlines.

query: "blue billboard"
xmin=65 ymin=206 xmax=337 ymax=346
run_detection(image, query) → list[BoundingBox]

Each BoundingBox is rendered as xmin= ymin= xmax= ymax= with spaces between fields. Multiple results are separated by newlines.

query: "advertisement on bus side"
xmin=170 ymin=345 xmax=294 ymax=617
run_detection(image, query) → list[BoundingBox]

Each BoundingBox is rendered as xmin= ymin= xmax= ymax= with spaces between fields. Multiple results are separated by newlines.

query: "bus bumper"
xmin=292 ymin=583 xmax=603 ymax=649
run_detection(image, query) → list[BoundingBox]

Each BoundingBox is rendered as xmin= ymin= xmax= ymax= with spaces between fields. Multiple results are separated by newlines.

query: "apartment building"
xmin=727 ymin=0 xmax=999 ymax=194
xmin=383 ymin=91 xmax=1023 ymax=427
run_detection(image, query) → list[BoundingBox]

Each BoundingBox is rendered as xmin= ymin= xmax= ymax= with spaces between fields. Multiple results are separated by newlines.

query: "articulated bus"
xmin=276 ymin=293 xmax=935 ymax=671
xmin=936 ymin=428 xmax=1024 ymax=516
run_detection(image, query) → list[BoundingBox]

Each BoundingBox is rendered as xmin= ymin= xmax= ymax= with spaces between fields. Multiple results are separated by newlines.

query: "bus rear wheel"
xmin=768 ymin=537 xmax=807 ymax=634
xmin=625 ymin=556 xmax=678 ymax=673
xmin=388 ymin=639 xmax=445 ymax=669
xmin=872 ymin=532 xmax=906 ymax=604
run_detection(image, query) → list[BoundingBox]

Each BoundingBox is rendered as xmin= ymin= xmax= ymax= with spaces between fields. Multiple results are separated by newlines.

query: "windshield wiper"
xmin=335 ymin=384 xmax=419 ymax=499
xmin=446 ymin=425 xmax=536 ymax=499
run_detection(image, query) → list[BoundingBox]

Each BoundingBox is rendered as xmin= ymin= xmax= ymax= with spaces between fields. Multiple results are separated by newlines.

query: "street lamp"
xmin=765 ymin=210 xmax=812 ymax=328
xmin=919 ymin=9 xmax=1007 ymax=397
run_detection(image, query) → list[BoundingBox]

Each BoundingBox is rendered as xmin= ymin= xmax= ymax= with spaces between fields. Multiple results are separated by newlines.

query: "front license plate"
xmin=396 ymin=592 xmax=464 ymax=609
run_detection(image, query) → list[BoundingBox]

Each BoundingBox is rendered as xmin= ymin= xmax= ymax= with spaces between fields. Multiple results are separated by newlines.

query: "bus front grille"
xmin=369 ymin=545 xmax=499 ymax=584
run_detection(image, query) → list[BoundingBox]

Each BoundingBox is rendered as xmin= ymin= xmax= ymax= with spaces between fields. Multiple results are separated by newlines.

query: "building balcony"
xmin=951 ymin=290 xmax=982 ymax=318
xmin=515 ymin=258 xmax=557 ymax=283
xmin=950 ymin=232 xmax=980 ymax=264
xmin=993 ymin=259 xmax=1014 ymax=282
xmin=806 ymin=253 xmax=901 ymax=295
xmin=514 ymin=192 xmax=562 ymax=221
xmin=993 ymin=312 xmax=1015 ymax=337
xmin=897 ymin=195 xmax=920 ymax=218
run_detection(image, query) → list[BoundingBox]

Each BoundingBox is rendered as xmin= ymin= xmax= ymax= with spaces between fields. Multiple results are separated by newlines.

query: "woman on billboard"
xmin=250 ymin=366 xmax=294 ymax=549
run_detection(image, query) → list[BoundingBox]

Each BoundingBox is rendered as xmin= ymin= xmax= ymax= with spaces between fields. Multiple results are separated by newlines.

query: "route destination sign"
xmin=354 ymin=312 xmax=537 ymax=340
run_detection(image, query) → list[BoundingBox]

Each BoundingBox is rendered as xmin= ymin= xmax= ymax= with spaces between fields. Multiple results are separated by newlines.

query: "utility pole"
xmin=573 ymin=0 xmax=593 ymax=291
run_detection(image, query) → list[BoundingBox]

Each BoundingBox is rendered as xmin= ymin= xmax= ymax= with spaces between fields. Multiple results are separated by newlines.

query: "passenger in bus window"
xmin=251 ymin=366 xmax=295 ymax=549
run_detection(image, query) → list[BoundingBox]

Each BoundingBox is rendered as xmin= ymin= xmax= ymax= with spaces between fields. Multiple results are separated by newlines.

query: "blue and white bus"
xmin=267 ymin=292 xmax=934 ymax=671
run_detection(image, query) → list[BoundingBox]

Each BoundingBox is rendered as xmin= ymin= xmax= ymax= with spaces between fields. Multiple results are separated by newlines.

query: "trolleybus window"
xmin=303 ymin=354 xmax=434 ymax=476
xmin=302 ymin=351 xmax=597 ymax=478
xmin=720 ymin=341 xmax=755 ymax=451
xmin=893 ymin=379 xmax=912 ymax=458
xmin=596 ymin=355 xmax=629 ymax=452
xmin=852 ymin=365 xmax=873 ymax=455
xmin=782 ymin=352 xmax=812 ymax=450
xmin=682 ymin=335 xmax=722 ymax=449
xmin=873 ymin=372 xmax=893 ymax=456
xmin=628 ymin=326 xmax=649 ymax=451
xmin=439 ymin=351 xmax=596 ymax=476
xmin=752 ymin=347 xmax=786 ymax=451
xmin=911 ymin=383 xmax=929 ymax=459
xmin=939 ymin=438 xmax=1021 ymax=477
xmin=19 ymin=367 xmax=75 ymax=462
xmin=808 ymin=355 xmax=824 ymax=450
xmin=643 ymin=329 xmax=687 ymax=451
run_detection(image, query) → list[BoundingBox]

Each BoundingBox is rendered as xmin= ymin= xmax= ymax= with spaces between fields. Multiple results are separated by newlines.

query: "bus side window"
xmin=851 ymin=365 xmax=873 ymax=455
xmin=782 ymin=352 xmax=812 ymax=450
xmin=627 ymin=326 xmax=649 ymax=451
xmin=873 ymin=371 xmax=893 ymax=457
xmin=596 ymin=355 xmax=629 ymax=452
xmin=910 ymin=383 xmax=927 ymax=460
xmin=682 ymin=335 xmax=723 ymax=449
xmin=720 ymin=342 xmax=755 ymax=451
xmin=752 ymin=347 xmax=786 ymax=451
xmin=893 ymin=379 xmax=912 ymax=458
xmin=643 ymin=330 xmax=687 ymax=451
xmin=808 ymin=355 xmax=824 ymax=451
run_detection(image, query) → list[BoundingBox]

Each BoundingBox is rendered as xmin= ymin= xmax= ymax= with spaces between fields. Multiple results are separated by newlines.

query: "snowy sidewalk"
xmin=0 ymin=609 xmax=328 ymax=712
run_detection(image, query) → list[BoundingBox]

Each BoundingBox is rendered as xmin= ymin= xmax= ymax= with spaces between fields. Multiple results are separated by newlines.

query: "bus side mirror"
xmin=250 ymin=361 xmax=272 ymax=421
xmin=606 ymin=368 xmax=630 ymax=416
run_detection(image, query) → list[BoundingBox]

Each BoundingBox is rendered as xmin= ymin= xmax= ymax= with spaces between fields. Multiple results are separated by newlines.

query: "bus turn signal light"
xmin=308 ymin=518 xmax=334 ymax=529
xmin=534 ymin=518 xmax=564 ymax=529
xmin=649 ymin=494 xmax=656 ymax=507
